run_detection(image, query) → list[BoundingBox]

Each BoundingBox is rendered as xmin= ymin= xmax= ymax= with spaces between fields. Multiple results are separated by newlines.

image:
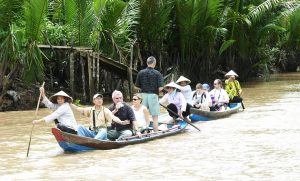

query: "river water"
xmin=1 ymin=73 xmax=300 ymax=180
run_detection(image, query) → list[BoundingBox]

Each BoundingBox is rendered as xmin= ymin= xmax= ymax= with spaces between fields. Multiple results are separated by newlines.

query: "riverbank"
xmin=1 ymin=71 xmax=299 ymax=112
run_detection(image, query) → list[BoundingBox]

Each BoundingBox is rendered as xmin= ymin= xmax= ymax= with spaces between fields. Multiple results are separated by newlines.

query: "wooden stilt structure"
xmin=38 ymin=45 xmax=139 ymax=103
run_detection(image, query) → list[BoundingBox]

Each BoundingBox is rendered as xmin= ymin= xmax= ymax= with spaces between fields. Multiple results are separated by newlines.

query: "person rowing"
xmin=225 ymin=70 xmax=243 ymax=105
xmin=159 ymin=82 xmax=191 ymax=122
xmin=32 ymin=87 xmax=78 ymax=134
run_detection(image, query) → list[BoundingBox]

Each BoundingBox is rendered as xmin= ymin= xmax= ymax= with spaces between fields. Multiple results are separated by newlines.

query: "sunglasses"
xmin=132 ymin=98 xmax=140 ymax=101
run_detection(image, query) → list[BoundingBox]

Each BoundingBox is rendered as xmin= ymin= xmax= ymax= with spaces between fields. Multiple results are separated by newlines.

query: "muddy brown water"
xmin=1 ymin=73 xmax=300 ymax=180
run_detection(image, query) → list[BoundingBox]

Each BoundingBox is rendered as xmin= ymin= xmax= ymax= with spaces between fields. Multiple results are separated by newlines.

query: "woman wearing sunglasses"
xmin=131 ymin=93 xmax=151 ymax=132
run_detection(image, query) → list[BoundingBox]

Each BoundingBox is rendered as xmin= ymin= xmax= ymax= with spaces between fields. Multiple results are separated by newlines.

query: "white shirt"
xmin=181 ymin=85 xmax=193 ymax=105
xmin=192 ymin=91 xmax=212 ymax=107
xmin=159 ymin=91 xmax=187 ymax=112
xmin=42 ymin=97 xmax=78 ymax=131
xmin=131 ymin=105 xmax=147 ymax=129
xmin=209 ymin=88 xmax=229 ymax=105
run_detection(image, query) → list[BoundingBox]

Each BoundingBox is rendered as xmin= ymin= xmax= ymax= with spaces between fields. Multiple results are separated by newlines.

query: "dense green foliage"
xmin=0 ymin=0 xmax=300 ymax=93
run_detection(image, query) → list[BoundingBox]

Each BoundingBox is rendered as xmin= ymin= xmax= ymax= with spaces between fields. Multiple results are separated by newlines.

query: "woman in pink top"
xmin=159 ymin=82 xmax=191 ymax=121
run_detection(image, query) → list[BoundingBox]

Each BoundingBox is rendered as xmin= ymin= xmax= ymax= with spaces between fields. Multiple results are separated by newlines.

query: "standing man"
xmin=135 ymin=56 xmax=164 ymax=132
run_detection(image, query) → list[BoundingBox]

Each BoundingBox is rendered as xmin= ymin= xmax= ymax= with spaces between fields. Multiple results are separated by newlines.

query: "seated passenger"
xmin=131 ymin=93 xmax=151 ymax=132
xmin=209 ymin=79 xmax=229 ymax=111
xmin=176 ymin=76 xmax=193 ymax=105
xmin=159 ymin=82 xmax=191 ymax=122
xmin=202 ymin=83 xmax=210 ymax=92
xmin=192 ymin=83 xmax=212 ymax=111
xmin=32 ymin=87 xmax=77 ymax=134
xmin=71 ymin=93 xmax=128 ymax=140
xmin=225 ymin=70 xmax=243 ymax=103
xmin=108 ymin=90 xmax=141 ymax=140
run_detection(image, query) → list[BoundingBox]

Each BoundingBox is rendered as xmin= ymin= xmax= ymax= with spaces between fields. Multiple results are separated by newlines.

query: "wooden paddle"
xmin=160 ymin=103 xmax=201 ymax=131
xmin=233 ymin=81 xmax=245 ymax=110
xmin=240 ymin=101 xmax=245 ymax=110
xmin=26 ymin=82 xmax=45 ymax=157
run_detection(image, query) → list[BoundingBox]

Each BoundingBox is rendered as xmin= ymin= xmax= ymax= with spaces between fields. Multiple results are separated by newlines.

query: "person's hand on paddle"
xmin=32 ymin=119 xmax=44 ymax=124
xmin=39 ymin=86 xmax=46 ymax=98
xmin=178 ymin=111 xmax=183 ymax=119
xmin=136 ymin=131 xmax=142 ymax=138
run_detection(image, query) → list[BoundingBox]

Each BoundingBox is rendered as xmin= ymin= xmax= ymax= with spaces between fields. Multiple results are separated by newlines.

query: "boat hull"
xmin=52 ymin=120 xmax=187 ymax=152
xmin=190 ymin=103 xmax=242 ymax=122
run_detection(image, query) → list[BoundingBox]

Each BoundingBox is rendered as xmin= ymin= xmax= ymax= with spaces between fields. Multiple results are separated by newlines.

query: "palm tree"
xmin=91 ymin=0 xmax=140 ymax=63
xmin=22 ymin=0 xmax=49 ymax=82
xmin=170 ymin=0 xmax=225 ymax=81
xmin=0 ymin=0 xmax=24 ymax=92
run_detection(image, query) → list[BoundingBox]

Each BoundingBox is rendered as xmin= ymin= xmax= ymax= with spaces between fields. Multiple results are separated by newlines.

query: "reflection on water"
xmin=1 ymin=73 xmax=300 ymax=180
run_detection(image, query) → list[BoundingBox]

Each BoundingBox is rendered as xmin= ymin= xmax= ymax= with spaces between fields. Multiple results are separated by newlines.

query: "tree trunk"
xmin=87 ymin=51 xmax=94 ymax=102
xmin=80 ymin=53 xmax=87 ymax=102
xmin=69 ymin=52 xmax=75 ymax=96
xmin=96 ymin=53 xmax=100 ymax=92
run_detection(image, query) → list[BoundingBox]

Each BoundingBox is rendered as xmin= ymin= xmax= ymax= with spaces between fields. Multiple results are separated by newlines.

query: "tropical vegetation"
xmin=0 ymin=0 xmax=300 ymax=97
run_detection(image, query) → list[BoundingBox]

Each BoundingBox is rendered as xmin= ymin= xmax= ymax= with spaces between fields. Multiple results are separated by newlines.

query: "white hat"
xmin=225 ymin=70 xmax=238 ymax=77
xmin=176 ymin=76 xmax=191 ymax=84
xmin=93 ymin=93 xmax=103 ymax=100
xmin=164 ymin=82 xmax=183 ymax=90
xmin=49 ymin=90 xmax=73 ymax=103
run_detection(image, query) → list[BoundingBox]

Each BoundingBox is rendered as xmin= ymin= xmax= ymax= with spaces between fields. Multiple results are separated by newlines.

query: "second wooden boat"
xmin=190 ymin=103 xmax=242 ymax=122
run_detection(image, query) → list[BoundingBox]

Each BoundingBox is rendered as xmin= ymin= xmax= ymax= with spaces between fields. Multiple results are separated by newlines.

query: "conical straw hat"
xmin=49 ymin=90 xmax=73 ymax=103
xmin=176 ymin=76 xmax=191 ymax=84
xmin=225 ymin=70 xmax=238 ymax=77
xmin=164 ymin=82 xmax=183 ymax=90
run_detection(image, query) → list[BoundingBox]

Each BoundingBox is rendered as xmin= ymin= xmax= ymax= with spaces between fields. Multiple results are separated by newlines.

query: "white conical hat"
xmin=164 ymin=82 xmax=183 ymax=90
xmin=49 ymin=90 xmax=73 ymax=103
xmin=225 ymin=70 xmax=238 ymax=77
xmin=176 ymin=76 xmax=191 ymax=84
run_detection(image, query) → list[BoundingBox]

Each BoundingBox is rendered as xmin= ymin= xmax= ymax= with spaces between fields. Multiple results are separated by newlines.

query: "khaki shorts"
xmin=141 ymin=93 xmax=160 ymax=116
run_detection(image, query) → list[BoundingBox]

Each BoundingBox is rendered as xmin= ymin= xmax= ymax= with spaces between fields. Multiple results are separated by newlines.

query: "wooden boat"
xmin=52 ymin=114 xmax=188 ymax=152
xmin=190 ymin=103 xmax=242 ymax=122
